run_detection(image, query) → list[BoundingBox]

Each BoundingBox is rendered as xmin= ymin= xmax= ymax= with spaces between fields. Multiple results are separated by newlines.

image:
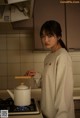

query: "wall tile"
xmin=20 ymin=33 xmax=28 ymax=37
xmin=0 ymin=34 xmax=6 ymax=38
xmin=0 ymin=64 xmax=7 ymax=76
xmin=21 ymin=51 xmax=33 ymax=63
xmin=73 ymin=75 xmax=80 ymax=87
xmin=0 ymin=50 xmax=7 ymax=63
xmin=21 ymin=62 xmax=34 ymax=75
xmin=33 ymin=52 xmax=46 ymax=62
xmin=34 ymin=62 xmax=44 ymax=73
xmin=0 ymin=76 xmax=7 ymax=89
xmin=7 ymin=76 xmax=22 ymax=89
xmin=0 ymin=38 xmax=7 ymax=50
xmin=7 ymin=33 xmax=19 ymax=38
xmin=7 ymin=37 xmax=20 ymax=50
xmin=70 ymin=52 xmax=80 ymax=88
xmin=73 ymin=62 xmax=80 ymax=74
xmin=20 ymin=36 xmax=33 ymax=50
xmin=8 ymin=63 xmax=20 ymax=76
xmin=7 ymin=50 xmax=20 ymax=63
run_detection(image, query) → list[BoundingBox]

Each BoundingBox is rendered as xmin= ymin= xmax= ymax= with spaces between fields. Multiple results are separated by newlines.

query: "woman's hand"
xmin=24 ymin=70 xmax=36 ymax=77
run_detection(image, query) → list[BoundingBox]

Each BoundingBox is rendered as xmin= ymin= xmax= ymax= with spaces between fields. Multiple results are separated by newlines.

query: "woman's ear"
xmin=58 ymin=36 xmax=61 ymax=40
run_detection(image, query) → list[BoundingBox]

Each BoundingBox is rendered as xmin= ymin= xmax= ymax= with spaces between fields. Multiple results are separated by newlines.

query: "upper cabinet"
xmin=33 ymin=0 xmax=80 ymax=51
xmin=66 ymin=4 xmax=80 ymax=50
xmin=33 ymin=0 xmax=66 ymax=50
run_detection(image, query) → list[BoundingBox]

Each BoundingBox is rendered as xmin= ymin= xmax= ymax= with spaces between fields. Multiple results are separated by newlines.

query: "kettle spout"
xmin=7 ymin=90 xmax=14 ymax=100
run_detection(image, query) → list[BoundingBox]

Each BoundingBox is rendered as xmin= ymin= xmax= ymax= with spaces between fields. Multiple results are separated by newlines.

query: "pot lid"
xmin=16 ymin=83 xmax=28 ymax=90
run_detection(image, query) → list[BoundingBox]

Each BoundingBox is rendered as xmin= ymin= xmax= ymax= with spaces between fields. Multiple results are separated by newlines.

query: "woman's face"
xmin=41 ymin=32 xmax=59 ymax=50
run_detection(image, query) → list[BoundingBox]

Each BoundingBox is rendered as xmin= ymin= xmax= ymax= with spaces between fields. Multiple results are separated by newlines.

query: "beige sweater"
xmin=40 ymin=48 xmax=75 ymax=118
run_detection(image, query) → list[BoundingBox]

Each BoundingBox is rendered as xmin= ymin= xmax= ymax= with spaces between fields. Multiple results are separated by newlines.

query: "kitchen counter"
xmin=73 ymin=88 xmax=80 ymax=100
xmin=6 ymin=114 xmax=43 ymax=118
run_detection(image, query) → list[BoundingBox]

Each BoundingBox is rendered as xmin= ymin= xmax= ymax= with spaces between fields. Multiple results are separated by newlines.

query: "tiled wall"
xmin=0 ymin=31 xmax=80 ymax=89
xmin=0 ymin=30 xmax=46 ymax=89
xmin=70 ymin=52 xmax=80 ymax=88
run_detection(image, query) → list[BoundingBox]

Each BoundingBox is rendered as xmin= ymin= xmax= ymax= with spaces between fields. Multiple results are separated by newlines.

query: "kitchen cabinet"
xmin=66 ymin=4 xmax=80 ymax=50
xmin=74 ymin=100 xmax=80 ymax=118
xmin=34 ymin=0 xmax=80 ymax=50
xmin=33 ymin=0 xmax=66 ymax=50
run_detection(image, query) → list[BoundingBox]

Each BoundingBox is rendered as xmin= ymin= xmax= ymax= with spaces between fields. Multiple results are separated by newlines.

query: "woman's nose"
xmin=43 ymin=36 xmax=48 ymax=42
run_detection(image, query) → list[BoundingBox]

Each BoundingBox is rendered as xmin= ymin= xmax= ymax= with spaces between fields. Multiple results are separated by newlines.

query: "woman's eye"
xmin=47 ymin=34 xmax=52 ymax=38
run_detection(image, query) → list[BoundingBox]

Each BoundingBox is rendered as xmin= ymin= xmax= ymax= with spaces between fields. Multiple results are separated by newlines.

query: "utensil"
xmin=15 ymin=76 xmax=32 ymax=79
xmin=7 ymin=83 xmax=31 ymax=106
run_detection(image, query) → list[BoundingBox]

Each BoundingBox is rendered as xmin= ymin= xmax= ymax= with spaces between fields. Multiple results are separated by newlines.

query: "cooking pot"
xmin=7 ymin=83 xmax=31 ymax=106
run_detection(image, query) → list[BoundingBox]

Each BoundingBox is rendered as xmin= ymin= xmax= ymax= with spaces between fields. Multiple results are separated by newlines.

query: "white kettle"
xmin=7 ymin=83 xmax=31 ymax=106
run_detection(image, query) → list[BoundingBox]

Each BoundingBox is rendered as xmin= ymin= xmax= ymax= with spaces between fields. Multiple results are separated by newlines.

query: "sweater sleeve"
xmin=55 ymin=54 xmax=74 ymax=118
xmin=33 ymin=72 xmax=42 ymax=87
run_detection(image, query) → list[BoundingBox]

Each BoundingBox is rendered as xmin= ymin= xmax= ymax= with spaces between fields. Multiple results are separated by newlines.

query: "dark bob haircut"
xmin=40 ymin=20 xmax=68 ymax=51
xmin=40 ymin=20 xmax=62 ymax=38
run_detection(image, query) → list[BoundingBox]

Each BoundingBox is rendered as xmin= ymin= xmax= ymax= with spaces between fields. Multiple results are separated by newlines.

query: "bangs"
xmin=40 ymin=28 xmax=54 ymax=38
xmin=40 ymin=20 xmax=62 ymax=38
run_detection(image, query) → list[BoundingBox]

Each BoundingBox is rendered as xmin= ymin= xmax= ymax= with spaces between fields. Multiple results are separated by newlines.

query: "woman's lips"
xmin=45 ymin=43 xmax=50 ymax=46
xmin=45 ymin=42 xmax=49 ymax=45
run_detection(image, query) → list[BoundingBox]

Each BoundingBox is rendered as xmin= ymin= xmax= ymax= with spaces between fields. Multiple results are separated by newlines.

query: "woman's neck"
xmin=51 ymin=43 xmax=62 ymax=53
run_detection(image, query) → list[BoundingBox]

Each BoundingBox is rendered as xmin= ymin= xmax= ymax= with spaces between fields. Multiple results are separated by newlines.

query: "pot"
xmin=7 ymin=83 xmax=31 ymax=106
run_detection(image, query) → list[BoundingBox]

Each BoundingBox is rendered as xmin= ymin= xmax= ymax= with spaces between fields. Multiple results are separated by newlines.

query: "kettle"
xmin=7 ymin=83 xmax=31 ymax=106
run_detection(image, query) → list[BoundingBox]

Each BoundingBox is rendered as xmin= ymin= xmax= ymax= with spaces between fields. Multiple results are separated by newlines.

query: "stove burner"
xmin=0 ymin=98 xmax=39 ymax=115
xmin=14 ymin=105 xmax=35 ymax=112
xmin=14 ymin=99 xmax=36 ymax=112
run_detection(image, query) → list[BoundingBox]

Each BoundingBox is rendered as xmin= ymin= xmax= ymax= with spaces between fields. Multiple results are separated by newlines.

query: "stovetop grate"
xmin=0 ymin=98 xmax=40 ymax=115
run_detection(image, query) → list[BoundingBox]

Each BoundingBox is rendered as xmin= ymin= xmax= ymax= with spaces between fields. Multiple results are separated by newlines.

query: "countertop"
xmin=5 ymin=114 xmax=43 ymax=118
xmin=73 ymin=88 xmax=80 ymax=100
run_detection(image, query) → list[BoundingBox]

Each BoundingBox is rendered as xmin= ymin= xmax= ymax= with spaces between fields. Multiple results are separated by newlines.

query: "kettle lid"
xmin=16 ymin=83 xmax=28 ymax=90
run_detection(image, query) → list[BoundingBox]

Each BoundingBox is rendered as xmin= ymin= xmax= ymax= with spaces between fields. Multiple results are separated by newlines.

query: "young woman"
xmin=26 ymin=20 xmax=75 ymax=118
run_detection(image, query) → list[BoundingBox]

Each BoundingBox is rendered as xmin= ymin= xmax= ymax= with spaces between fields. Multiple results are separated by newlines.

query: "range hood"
xmin=0 ymin=0 xmax=34 ymax=22
xmin=7 ymin=0 xmax=27 ymax=4
xmin=0 ymin=0 xmax=34 ymax=32
xmin=0 ymin=0 xmax=27 ymax=4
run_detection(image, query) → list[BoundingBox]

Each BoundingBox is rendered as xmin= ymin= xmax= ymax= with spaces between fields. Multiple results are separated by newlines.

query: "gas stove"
xmin=0 ymin=97 xmax=40 ymax=116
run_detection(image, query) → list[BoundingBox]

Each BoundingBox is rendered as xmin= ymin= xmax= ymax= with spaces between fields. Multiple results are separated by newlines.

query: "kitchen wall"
xmin=0 ymin=31 xmax=80 ymax=89
xmin=0 ymin=30 xmax=45 ymax=89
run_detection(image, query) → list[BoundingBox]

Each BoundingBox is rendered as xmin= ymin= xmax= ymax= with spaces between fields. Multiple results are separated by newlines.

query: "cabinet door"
xmin=34 ymin=0 xmax=66 ymax=50
xmin=66 ymin=4 xmax=80 ymax=50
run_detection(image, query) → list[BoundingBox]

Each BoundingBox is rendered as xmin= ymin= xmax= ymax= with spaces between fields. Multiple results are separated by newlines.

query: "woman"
xmin=26 ymin=20 xmax=75 ymax=118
